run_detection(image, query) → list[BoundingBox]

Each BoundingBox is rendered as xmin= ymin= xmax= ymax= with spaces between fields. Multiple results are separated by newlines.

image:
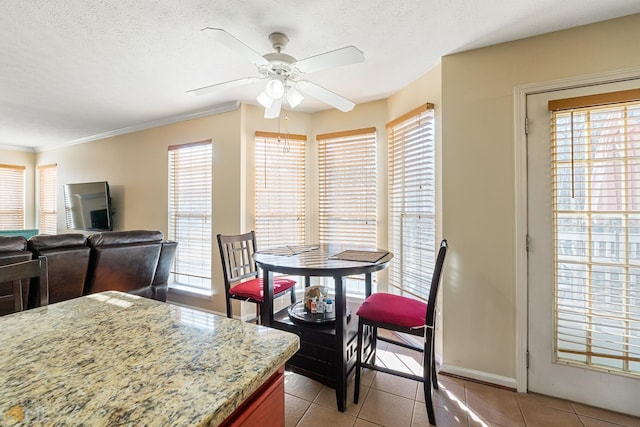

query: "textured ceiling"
xmin=2 ymin=1 xmax=640 ymax=151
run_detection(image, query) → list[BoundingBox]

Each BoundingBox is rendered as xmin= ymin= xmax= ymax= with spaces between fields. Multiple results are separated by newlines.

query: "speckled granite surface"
xmin=0 ymin=291 xmax=299 ymax=426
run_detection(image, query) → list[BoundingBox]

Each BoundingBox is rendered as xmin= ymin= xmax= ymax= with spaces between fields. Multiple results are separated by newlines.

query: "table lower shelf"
xmin=271 ymin=302 xmax=368 ymax=389
xmin=287 ymin=301 xmax=351 ymax=325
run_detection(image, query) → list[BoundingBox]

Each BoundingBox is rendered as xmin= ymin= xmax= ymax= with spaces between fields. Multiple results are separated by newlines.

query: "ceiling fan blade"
xmin=264 ymin=97 xmax=282 ymax=119
xmin=293 ymin=46 xmax=364 ymax=74
xmin=187 ymin=76 xmax=259 ymax=96
xmin=297 ymin=80 xmax=355 ymax=112
xmin=201 ymin=27 xmax=270 ymax=66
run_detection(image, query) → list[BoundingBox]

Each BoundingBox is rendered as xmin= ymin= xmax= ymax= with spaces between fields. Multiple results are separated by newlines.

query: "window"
xmin=317 ymin=128 xmax=377 ymax=247
xmin=317 ymin=128 xmax=377 ymax=296
xmin=387 ymin=104 xmax=436 ymax=300
xmin=0 ymin=164 xmax=26 ymax=229
xmin=550 ymin=89 xmax=640 ymax=376
xmin=38 ymin=164 xmax=57 ymax=235
xmin=255 ymin=131 xmax=306 ymax=250
xmin=168 ymin=141 xmax=212 ymax=292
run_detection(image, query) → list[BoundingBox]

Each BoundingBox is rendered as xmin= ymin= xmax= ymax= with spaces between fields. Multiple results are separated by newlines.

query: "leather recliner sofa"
xmin=151 ymin=239 xmax=178 ymax=302
xmin=28 ymin=233 xmax=90 ymax=305
xmin=2 ymin=230 xmax=176 ymax=311
xmin=84 ymin=230 xmax=176 ymax=301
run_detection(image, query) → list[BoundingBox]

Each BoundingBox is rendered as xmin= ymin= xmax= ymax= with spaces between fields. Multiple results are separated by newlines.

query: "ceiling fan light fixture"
xmin=265 ymin=78 xmax=285 ymax=99
xmin=264 ymin=97 xmax=282 ymax=119
xmin=286 ymin=87 xmax=304 ymax=109
xmin=189 ymin=29 xmax=364 ymax=118
xmin=256 ymin=90 xmax=274 ymax=108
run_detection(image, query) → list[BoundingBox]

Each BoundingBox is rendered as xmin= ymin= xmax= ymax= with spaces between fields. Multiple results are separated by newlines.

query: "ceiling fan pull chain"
xmin=283 ymin=114 xmax=291 ymax=153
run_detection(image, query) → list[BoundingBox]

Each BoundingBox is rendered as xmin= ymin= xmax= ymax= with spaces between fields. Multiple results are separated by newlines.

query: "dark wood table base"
xmin=255 ymin=244 xmax=392 ymax=412
xmin=272 ymin=302 xmax=373 ymax=411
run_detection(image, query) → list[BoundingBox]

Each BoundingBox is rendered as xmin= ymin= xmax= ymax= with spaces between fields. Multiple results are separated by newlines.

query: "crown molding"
xmin=34 ymin=101 xmax=240 ymax=152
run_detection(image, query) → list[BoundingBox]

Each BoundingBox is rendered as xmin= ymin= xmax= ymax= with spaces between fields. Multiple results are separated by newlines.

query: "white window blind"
xmin=0 ymin=164 xmax=26 ymax=229
xmin=38 ymin=164 xmax=57 ymax=235
xmin=387 ymin=104 xmax=436 ymax=300
xmin=317 ymin=127 xmax=377 ymax=247
xmin=255 ymin=131 xmax=306 ymax=250
xmin=168 ymin=140 xmax=212 ymax=291
xmin=550 ymin=89 xmax=640 ymax=376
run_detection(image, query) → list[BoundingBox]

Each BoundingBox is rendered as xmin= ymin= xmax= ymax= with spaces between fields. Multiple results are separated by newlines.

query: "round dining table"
xmin=254 ymin=243 xmax=393 ymax=412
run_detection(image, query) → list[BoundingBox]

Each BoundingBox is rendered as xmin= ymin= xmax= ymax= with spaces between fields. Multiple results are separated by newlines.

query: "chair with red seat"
xmin=354 ymin=239 xmax=447 ymax=425
xmin=217 ymin=231 xmax=297 ymax=322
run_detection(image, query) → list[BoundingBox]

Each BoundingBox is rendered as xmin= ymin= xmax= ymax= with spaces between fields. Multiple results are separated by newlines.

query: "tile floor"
xmin=283 ymin=335 xmax=640 ymax=427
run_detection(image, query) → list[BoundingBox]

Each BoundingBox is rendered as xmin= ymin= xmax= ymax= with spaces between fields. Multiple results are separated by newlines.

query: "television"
xmin=64 ymin=181 xmax=114 ymax=231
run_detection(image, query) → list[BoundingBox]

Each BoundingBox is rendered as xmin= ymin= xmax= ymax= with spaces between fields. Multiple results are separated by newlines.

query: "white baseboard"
xmin=440 ymin=363 xmax=517 ymax=390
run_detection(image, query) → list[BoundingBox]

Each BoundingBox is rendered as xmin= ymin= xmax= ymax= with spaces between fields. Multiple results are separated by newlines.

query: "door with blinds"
xmin=527 ymin=79 xmax=640 ymax=414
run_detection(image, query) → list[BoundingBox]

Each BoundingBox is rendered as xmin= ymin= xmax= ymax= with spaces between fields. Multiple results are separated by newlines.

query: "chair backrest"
xmin=217 ymin=231 xmax=259 ymax=292
xmin=425 ymin=239 xmax=448 ymax=329
xmin=0 ymin=257 xmax=48 ymax=315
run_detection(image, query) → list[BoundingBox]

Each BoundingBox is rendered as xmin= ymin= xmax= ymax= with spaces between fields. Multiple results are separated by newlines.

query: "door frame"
xmin=513 ymin=66 xmax=640 ymax=393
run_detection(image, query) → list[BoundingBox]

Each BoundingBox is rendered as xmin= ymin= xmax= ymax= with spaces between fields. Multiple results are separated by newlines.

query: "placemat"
xmin=329 ymin=250 xmax=389 ymax=263
xmin=257 ymin=245 xmax=319 ymax=256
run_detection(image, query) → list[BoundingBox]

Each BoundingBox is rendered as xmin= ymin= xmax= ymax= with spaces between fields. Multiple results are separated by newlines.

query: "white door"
xmin=527 ymin=79 xmax=640 ymax=415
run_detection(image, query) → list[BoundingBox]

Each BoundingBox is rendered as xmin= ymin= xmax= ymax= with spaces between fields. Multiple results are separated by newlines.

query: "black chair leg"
xmin=354 ymin=321 xmax=364 ymax=404
xmin=425 ymin=378 xmax=436 ymax=425
xmin=431 ymin=346 xmax=438 ymax=390
xmin=226 ymin=298 xmax=233 ymax=319
xmin=427 ymin=332 xmax=438 ymax=390
xmin=424 ymin=330 xmax=436 ymax=424
xmin=370 ymin=326 xmax=378 ymax=364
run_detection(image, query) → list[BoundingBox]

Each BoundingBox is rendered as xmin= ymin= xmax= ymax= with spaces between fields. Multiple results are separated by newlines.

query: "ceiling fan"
xmin=187 ymin=28 xmax=365 ymax=119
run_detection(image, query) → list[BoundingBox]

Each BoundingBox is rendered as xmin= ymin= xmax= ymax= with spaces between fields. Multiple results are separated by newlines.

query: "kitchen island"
xmin=0 ymin=291 xmax=299 ymax=426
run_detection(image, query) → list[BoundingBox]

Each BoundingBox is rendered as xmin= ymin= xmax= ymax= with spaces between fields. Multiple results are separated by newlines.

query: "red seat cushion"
xmin=356 ymin=292 xmax=427 ymax=329
xmin=229 ymin=277 xmax=296 ymax=302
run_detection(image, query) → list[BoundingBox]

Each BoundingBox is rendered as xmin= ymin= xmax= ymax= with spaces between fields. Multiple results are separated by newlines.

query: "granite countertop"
xmin=0 ymin=291 xmax=299 ymax=426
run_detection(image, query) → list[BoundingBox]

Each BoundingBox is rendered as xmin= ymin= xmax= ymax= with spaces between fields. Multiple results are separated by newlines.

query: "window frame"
xmin=316 ymin=127 xmax=378 ymax=297
xmin=0 ymin=164 xmax=26 ymax=230
xmin=316 ymin=127 xmax=378 ymax=247
xmin=549 ymin=89 xmax=640 ymax=377
xmin=387 ymin=103 xmax=437 ymax=301
xmin=254 ymin=131 xmax=307 ymax=250
xmin=37 ymin=164 xmax=57 ymax=235
xmin=168 ymin=140 xmax=213 ymax=293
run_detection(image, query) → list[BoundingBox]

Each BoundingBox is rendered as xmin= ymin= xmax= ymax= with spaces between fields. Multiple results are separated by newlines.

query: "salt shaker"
xmin=325 ymin=298 xmax=333 ymax=313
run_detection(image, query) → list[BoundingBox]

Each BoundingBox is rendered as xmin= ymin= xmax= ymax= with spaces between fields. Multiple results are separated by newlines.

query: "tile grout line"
xmin=514 ymin=391 xmax=529 ymax=427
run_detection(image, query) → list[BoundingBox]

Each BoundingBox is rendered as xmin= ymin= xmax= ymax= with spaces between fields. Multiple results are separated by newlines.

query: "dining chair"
xmin=353 ymin=239 xmax=447 ymax=426
xmin=217 ymin=231 xmax=296 ymax=322
xmin=0 ymin=257 xmax=49 ymax=315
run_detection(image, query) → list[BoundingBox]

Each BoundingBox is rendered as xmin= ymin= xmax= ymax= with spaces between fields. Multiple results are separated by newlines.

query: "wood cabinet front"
xmin=220 ymin=366 xmax=285 ymax=427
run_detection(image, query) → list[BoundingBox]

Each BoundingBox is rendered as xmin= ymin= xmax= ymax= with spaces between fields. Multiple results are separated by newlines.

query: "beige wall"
xmin=32 ymin=101 xmax=392 ymax=316
xmin=440 ymin=13 xmax=640 ymax=381
xmin=35 ymin=110 xmax=242 ymax=313
xmin=36 ymin=110 xmax=243 ymax=234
